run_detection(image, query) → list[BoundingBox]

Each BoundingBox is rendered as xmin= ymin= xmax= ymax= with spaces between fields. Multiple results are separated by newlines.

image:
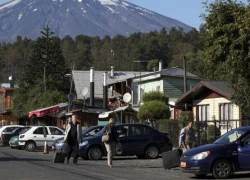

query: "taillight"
xmin=20 ymin=135 xmax=25 ymax=138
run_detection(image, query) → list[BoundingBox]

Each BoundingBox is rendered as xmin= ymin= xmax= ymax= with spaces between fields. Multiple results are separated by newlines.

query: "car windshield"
xmin=214 ymin=129 xmax=248 ymax=144
xmin=20 ymin=127 xmax=31 ymax=134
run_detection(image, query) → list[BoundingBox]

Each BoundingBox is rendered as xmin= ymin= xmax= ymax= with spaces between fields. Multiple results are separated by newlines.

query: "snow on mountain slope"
xmin=0 ymin=0 xmax=193 ymax=42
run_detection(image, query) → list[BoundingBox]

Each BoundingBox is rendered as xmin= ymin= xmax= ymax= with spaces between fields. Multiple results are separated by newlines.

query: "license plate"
xmin=180 ymin=162 xmax=186 ymax=168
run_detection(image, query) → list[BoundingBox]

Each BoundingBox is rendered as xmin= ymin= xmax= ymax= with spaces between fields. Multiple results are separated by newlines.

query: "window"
xmin=129 ymin=125 xmax=152 ymax=136
xmin=3 ymin=127 xmax=16 ymax=133
xmin=197 ymin=105 xmax=210 ymax=121
xmin=116 ymin=125 xmax=129 ymax=137
xmin=219 ymin=103 xmax=233 ymax=130
xmin=34 ymin=127 xmax=48 ymax=135
xmin=49 ymin=127 xmax=63 ymax=135
xmin=130 ymin=126 xmax=141 ymax=136
xmin=242 ymin=134 xmax=250 ymax=145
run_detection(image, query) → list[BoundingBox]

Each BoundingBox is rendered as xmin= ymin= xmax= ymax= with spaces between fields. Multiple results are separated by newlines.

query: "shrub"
xmin=137 ymin=100 xmax=170 ymax=120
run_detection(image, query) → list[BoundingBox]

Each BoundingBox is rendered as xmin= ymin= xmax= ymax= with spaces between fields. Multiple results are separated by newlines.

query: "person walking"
xmin=103 ymin=118 xmax=117 ymax=167
xmin=179 ymin=121 xmax=195 ymax=151
xmin=64 ymin=114 xmax=81 ymax=165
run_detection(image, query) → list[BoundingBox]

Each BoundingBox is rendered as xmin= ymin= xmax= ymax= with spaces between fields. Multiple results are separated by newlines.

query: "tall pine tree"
xmin=13 ymin=26 xmax=69 ymax=117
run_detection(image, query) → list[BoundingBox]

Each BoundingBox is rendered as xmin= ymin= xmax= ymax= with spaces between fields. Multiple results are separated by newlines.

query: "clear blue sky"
xmin=0 ymin=0 xmax=248 ymax=29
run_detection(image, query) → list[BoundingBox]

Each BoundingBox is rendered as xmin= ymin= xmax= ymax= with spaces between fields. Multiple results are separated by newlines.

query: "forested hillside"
xmin=0 ymin=27 xmax=205 ymax=82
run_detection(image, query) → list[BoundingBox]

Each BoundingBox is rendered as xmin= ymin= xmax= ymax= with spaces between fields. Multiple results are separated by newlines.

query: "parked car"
xmin=0 ymin=125 xmax=24 ymax=146
xmin=79 ymin=123 xmax=173 ymax=160
xmin=52 ymin=125 xmax=104 ymax=151
xmin=9 ymin=126 xmax=32 ymax=149
xmin=180 ymin=126 xmax=250 ymax=179
xmin=18 ymin=126 xmax=65 ymax=151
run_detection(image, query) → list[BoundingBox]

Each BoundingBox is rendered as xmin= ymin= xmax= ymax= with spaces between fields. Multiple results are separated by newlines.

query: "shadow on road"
xmin=0 ymin=157 xmax=47 ymax=162
xmin=189 ymin=173 xmax=250 ymax=179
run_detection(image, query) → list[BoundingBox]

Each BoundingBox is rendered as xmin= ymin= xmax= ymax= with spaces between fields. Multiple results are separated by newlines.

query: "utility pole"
xmin=133 ymin=60 xmax=148 ymax=105
xmin=183 ymin=56 xmax=187 ymax=111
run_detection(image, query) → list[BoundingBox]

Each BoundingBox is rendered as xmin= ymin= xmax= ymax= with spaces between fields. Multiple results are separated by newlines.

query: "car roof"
xmin=0 ymin=125 xmax=24 ymax=130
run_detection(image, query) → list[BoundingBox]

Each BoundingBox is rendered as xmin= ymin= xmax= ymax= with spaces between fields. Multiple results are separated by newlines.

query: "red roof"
xmin=28 ymin=105 xmax=60 ymax=118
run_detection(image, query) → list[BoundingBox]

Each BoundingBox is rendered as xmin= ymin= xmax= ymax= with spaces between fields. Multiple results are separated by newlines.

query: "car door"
xmin=32 ymin=127 xmax=49 ymax=147
xmin=47 ymin=127 xmax=65 ymax=146
xmin=238 ymin=133 xmax=250 ymax=169
xmin=116 ymin=125 xmax=129 ymax=155
xmin=118 ymin=125 xmax=150 ymax=156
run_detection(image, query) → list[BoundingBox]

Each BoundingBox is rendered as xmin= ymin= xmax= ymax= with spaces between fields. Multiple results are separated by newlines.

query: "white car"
xmin=18 ymin=126 xmax=65 ymax=151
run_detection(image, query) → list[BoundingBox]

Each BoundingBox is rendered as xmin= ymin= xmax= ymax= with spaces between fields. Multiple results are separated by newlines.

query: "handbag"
xmin=102 ymin=132 xmax=110 ymax=143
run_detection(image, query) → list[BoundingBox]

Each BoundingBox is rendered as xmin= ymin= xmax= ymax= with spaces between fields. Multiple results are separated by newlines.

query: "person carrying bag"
xmin=102 ymin=118 xmax=117 ymax=167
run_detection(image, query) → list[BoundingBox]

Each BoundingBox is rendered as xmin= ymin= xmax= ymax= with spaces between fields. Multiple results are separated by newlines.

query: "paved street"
xmin=1 ymin=147 xmax=250 ymax=180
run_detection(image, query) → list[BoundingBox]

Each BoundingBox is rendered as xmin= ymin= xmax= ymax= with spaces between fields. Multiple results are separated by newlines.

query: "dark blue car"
xmin=180 ymin=126 xmax=250 ymax=179
xmin=79 ymin=123 xmax=173 ymax=160
xmin=52 ymin=125 xmax=104 ymax=151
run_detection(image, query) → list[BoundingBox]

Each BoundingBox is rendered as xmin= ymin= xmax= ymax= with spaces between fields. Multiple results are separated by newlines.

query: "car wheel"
xmin=212 ymin=159 xmax=233 ymax=179
xmin=88 ymin=146 xmax=103 ymax=160
xmin=145 ymin=145 xmax=159 ymax=159
xmin=25 ymin=141 xmax=36 ymax=152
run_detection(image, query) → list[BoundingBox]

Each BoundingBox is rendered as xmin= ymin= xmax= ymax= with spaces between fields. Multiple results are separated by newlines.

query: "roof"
xmin=176 ymin=80 xmax=234 ymax=104
xmin=161 ymin=67 xmax=199 ymax=78
xmin=28 ymin=103 xmax=68 ymax=118
xmin=73 ymin=70 xmax=150 ymax=99
xmin=133 ymin=67 xmax=200 ymax=82
xmin=98 ymin=105 xmax=135 ymax=118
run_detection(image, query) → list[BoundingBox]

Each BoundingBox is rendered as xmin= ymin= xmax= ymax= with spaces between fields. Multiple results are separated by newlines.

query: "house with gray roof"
xmin=132 ymin=66 xmax=201 ymax=119
xmin=176 ymin=80 xmax=248 ymax=135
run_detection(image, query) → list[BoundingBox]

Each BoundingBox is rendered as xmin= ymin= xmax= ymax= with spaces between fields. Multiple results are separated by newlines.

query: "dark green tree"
xmin=138 ymin=91 xmax=170 ymax=122
xmin=13 ymin=26 xmax=69 ymax=117
xmin=202 ymin=0 xmax=250 ymax=110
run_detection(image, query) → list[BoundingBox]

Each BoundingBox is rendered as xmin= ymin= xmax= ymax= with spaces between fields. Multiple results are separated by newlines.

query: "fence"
xmin=154 ymin=119 xmax=250 ymax=148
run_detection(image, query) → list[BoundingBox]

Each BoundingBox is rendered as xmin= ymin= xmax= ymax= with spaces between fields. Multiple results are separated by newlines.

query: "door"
xmin=32 ymin=127 xmax=49 ymax=147
xmin=116 ymin=125 xmax=129 ymax=155
xmin=117 ymin=125 xmax=150 ymax=156
xmin=47 ymin=127 xmax=65 ymax=146
xmin=238 ymin=134 xmax=250 ymax=169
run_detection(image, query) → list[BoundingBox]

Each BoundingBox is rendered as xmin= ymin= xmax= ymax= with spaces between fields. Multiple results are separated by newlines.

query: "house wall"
xmin=140 ymin=79 xmax=163 ymax=93
xmin=193 ymin=97 xmax=240 ymax=135
xmin=163 ymin=77 xmax=200 ymax=99
xmin=193 ymin=97 xmax=240 ymax=120
xmin=139 ymin=76 xmax=200 ymax=119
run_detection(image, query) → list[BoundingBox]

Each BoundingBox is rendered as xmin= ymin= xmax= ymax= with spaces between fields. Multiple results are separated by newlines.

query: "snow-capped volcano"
xmin=0 ymin=0 xmax=192 ymax=42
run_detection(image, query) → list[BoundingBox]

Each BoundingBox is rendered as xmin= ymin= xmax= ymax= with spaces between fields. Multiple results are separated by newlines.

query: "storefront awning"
xmin=28 ymin=103 xmax=68 ymax=118
xmin=98 ymin=106 xmax=135 ymax=119
xmin=98 ymin=111 xmax=113 ymax=118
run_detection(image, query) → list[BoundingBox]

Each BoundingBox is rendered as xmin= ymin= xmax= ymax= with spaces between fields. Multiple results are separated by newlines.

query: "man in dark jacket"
xmin=64 ymin=114 xmax=81 ymax=164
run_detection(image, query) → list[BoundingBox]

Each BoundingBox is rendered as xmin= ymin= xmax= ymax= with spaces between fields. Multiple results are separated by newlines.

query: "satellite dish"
xmin=123 ymin=93 xmax=132 ymax=103
xmin=8 ymin=76 xmax=13 ymax=81
xmin=81 ymin=87 xmax=89 ymax=97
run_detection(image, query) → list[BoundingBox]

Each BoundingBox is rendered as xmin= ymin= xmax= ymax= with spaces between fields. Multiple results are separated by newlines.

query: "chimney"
xmin=111 ymin=66 xmax=114 ymax=77
xmin=90 ymin=67 xmax=95 ymax=107
xmin=103 ymin=72 xmax=108 ymax=109
xmin=159 ymin=60 xmax=163 ymax=71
